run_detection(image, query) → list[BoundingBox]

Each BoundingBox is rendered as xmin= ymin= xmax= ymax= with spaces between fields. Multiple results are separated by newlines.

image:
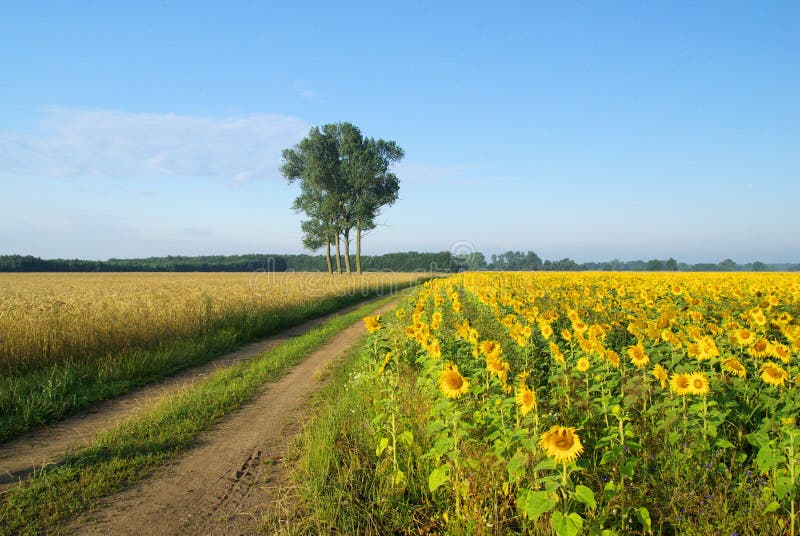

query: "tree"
xmin=719 ymin=259 xmax=736 ymax=272
xmin=752 ymin=261 xmax=766 ymax=272
xmin=281 ymin=126 xmax=342 ymax=274
xmin=665 ymin=258 xmax=678 ymax=271
xmin=337 ymin=123 xmax=403 ymax=275
xmin=281 ymin=123 xmax=403 ymax=275
xmin=646 ymin=259 xmax=665 ymax=271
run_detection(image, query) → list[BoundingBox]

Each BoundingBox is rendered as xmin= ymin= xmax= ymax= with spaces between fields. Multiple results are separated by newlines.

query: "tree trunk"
xmin=343 ymin=229 xmax=352 ymax=274
xmin=356 ymin=222 xmax=362 ymax=275
xmin=324 ymin=240 xmax=333 ymax=274
xmin=334 ymin=233 xmax=342 ymax=274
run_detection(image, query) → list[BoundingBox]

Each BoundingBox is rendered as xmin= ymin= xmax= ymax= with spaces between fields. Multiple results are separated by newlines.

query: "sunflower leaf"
xmin=763 ymin=501 xmax=781 ymax=514
xmin=428 ymin=463 xmax=450 ymax=493
xmin=573 ymin=484 xmax=596 ymax=509
xmin=637 ymin=506 xmax=652 ymax=531
xmin=551 ymin=511 xmax=583 ymax=536
xmin=376 ymin=437 xmax=389 ymax=457
xmin=517 ymin=489 xmax=558 ymax=521
xmin=756 ymin=445 xmax=779 ymax=474
xmin=715 ymin=438 xmax=735 ymax=449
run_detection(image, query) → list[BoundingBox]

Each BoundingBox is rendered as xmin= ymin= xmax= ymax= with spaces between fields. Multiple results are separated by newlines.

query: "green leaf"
xmin=715 ymin=438 xmax=735 ymax=449
xmin=775 ymin=475 xmax=793 ymax=500
xmin=573 ymin=484 xmax=596 ymax=509
xmin=756 ymin=445 xmax=779 ymax=474
xmin=534 ymin=458 xmax=557 ymax=472
xmin=620 ymin=459 xmax=637 ymax=478
xmin=601 ymin=530 xmax=619 ymax=536
xmin=425 ymin=419 xmax=446 ymax=436
xmin=517 ymin=489 xmax=558 ymax=521
xmin=375 ymin=437 xmax=389 ymax=457
xmin=763 ymin=501 xmax=781 ymax=514
xmin=507 ymin=450 xmax=529 ymax=483
xmin=399 ymin=430 xmax=414 ymax=446
xmin=603 ymin=480 xmax=618 ymax=500
xmin=428 ymin=463 xmax=450 ymax=493
xmin=637 ymin=506 xmax=652 ymax=531
xmin=551 ymin=511 xmax=583 ymax=536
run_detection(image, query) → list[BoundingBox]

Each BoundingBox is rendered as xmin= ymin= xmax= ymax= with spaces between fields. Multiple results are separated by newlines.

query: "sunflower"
xmin=605 ymin=349 xmax=621 ymax=369
xmin=486 ymin=356 xmax=510 ymax=382
xmin=539 ymin=426 xmax=584 ymax=464
xmin=577 ymin=357 xmax=590 ymax=373
xmin=363 ymin=315 xmax=381 ymax=334
xmin=732 ymin=329 xmax=755 ymax=347
xmin=516 ymin=386 xmax=537 ymax=415
xmin=770 ymin=343 xmax=791 ymax=364
xmin=539 ymin=322 xmax=554 ymax=340
xmin=395 ymin=308 xmax=407 ymax=319
xmin=721 ymin=357 xmax=747 ymax=378
xmin=749 ymin=309 xmax=767 ymax=327
xmin=627 ymin=344 xmax=650 ymax=368
xmin=761 ymin=361 xmax=789 ymax=387
xmin=428 ymin=339 xmax=442 ymax=359
xmin=561 ymin=329 xmax=572 ymax=342
xmin=439 ymin=363 xmax=470 ymax=398
xmin=669 ymin=373 xmax=692 ymax=395
xmin=549 ymin=341 xmax=566 ymax=365
xmin=378 ymin=352 xmax=393 ymax=374
xmin=652 ymin=364 xmax=668 ymax=388
xmin=748 ymin=338 xmax=770 ymax=358
xmin=480 ymin=340 xmax=502 ymax=360
xmin=688 ymin=372 xmax=710 ymax=395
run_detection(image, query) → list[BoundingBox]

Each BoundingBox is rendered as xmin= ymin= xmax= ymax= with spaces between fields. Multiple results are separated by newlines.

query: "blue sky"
xmin=1 ymin=1 xmax=798 ymax=263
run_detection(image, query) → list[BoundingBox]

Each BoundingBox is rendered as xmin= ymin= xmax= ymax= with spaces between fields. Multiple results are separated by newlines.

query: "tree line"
xmin=281 ymin=122 xmax=403 ymax=275
xmin=458 ymin=250 xmax=791 ymax=272
xmin=0 ymin=252 xmax=461 ymax=273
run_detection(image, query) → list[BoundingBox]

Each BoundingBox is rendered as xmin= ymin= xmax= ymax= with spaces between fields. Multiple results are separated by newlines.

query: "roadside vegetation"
xmin=0 ymin=293 xmax=404 ymax=535
xmin=0 ymin=272 xmax=422 ymax=441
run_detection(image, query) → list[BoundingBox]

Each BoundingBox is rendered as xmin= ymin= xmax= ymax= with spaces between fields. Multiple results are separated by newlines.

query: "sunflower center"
xmin=555 ymin=436 xmax=574 ymax=449
xmin=445 ymin=373 xmax=463 ymax=389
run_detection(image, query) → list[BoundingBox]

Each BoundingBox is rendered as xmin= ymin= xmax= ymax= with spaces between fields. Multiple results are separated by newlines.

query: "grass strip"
xmin=0 ymin=293 xmax=402 ymax=535
xmin=0 ymin=281 xmax=422 ymax=443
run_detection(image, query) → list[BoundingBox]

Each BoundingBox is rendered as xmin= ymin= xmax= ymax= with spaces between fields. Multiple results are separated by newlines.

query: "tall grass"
xmin=0 ymin=294 xmax=403 ymax=535
xmin=0 ymin=272 xmax=425 ymax=441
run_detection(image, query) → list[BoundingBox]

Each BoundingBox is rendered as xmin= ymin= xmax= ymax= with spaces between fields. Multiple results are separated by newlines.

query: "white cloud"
xmin=0 ymin=107 xmax=309 ymax=182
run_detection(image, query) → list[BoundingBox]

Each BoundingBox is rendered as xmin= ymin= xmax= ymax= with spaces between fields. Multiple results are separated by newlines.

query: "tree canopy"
xmin=281 ymin=122 xmax=403 ymax=274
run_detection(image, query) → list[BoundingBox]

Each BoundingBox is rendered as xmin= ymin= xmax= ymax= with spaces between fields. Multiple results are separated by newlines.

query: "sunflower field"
xmin=353 ymin=273 xmax=800 ymax=535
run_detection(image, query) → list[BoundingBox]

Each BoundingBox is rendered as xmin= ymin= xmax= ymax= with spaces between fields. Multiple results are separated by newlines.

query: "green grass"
xmin=272 ymin=316 xmax=433 ymax=535
xmin=0 ymin=293 xmax=404 ymax=535
xmin=0 ymin=283 xmax=421 ymax=443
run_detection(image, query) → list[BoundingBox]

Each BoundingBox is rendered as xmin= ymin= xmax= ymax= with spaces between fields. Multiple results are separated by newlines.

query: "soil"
xmin=0 ymin=296 xmax=388 ymax=490
xmin=58 ymin=297 xmax=399 ymax=535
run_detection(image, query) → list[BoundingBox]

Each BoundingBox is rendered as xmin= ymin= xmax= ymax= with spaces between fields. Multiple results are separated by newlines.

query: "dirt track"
xmin=0 ymin=296 xmax=387 ymax=490
xmin=67 ymin=297 xmax=397 ymax=535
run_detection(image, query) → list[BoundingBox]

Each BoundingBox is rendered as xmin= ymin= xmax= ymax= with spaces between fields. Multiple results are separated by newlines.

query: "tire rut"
xmin=68 ymin=298 xmax=399 ymax=535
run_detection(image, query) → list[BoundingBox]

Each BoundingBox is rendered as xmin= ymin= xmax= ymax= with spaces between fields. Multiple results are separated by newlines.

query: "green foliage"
xmin=0 ymin=295 xmax=401 ymax=534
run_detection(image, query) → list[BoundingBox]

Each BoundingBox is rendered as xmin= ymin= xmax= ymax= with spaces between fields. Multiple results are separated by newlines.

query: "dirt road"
xmin=64 ymin=297 xmax=398 ymax=535
xmin=0 ymin=296 xmax=387 ymax=490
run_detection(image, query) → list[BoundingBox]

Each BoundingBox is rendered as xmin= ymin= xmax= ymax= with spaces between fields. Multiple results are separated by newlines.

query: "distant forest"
xmin=1 ymin=251 xmax=797 ymax=273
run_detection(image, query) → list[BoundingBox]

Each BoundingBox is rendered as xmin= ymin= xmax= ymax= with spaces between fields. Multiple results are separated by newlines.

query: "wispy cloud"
xmin=0 ymin=107 xmax=309 ymax=182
